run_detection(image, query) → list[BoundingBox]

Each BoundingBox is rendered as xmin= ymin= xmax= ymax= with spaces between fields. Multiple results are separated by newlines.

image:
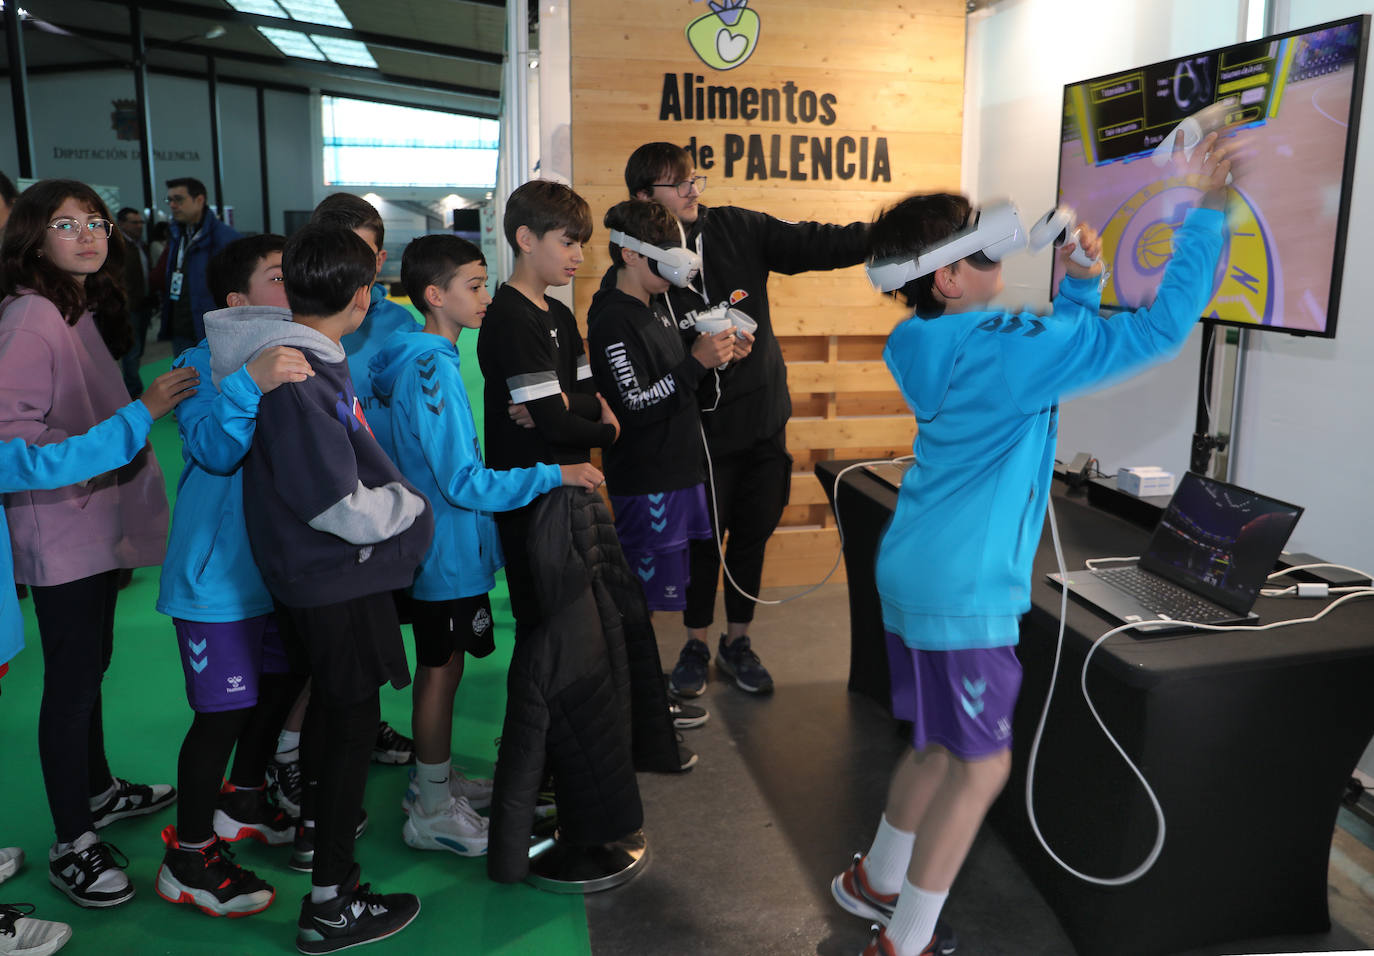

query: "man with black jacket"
xmin=624 ymin=142 xmax=870 ymax=698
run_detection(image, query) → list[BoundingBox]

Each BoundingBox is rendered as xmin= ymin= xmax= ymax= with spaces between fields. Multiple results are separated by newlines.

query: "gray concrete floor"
xmin=584 ymin=582 xmax=1374 ymax=956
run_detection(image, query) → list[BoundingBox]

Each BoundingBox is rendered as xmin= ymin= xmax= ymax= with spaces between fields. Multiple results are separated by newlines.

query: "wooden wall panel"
xmin=570 ymin=0 xmax=964 ymax=585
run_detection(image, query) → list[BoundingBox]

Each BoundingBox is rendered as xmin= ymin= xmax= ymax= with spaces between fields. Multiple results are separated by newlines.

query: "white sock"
xmin=179 ymin=836 xmax=214 ymax=850
xmin=276 ymin=730 xmax=301 ymax=758
xmin=310 ymin=883 xmax=340 ymax=903
xmin=89 ymin=781 xmax=117 ymax=810
xmin=864 ymin=815 xmax=915 ymax=896
xmin=887 ymin=879 xmax=948 ymax=956
xmin=415 ymin=759 xmax=452 ymax=815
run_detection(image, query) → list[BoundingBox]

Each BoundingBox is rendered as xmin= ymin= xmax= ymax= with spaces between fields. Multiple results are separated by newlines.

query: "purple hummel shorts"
xmin=612 ymin=485 xmax=712 ymax=612
xmin=885 ymin=632 xmax=1021 ymax=759
xmin=174 ymin=615 xmax=290 ymax=713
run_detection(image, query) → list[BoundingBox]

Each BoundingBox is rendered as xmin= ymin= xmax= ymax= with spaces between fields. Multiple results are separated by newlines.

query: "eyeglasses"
xmin=165 ymin=194 xmax=191 ymax=206
xmin=652 ymin=176 xmax=707 ymax=198
xmin=47 ymin=218 xmax=114 ymax=240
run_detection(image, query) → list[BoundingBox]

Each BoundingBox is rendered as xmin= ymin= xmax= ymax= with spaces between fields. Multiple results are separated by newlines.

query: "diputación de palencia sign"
xmin=658 ymin=72 xmax=891 ymax=183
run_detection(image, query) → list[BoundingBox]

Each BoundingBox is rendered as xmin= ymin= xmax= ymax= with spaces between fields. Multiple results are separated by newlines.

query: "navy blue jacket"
xmin=161 ymin=207 xmax=240 ymax=342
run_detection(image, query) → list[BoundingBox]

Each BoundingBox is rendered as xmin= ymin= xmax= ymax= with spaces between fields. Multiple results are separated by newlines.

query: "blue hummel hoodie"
xmin=344 ymin=284 xmax=420 ymax=450
xmin=370 ymin=328 xmax=561 ymax=601
xmin=876 ymin=207 xmax=1225 ymax=650
xmin=2 ymin=400 xmax=154 ymax=668
xmin=157 ymin=306 xmax=282 ymax=622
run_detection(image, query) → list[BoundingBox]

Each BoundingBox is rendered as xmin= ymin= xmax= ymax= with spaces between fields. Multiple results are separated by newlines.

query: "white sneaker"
xmin=400 ymin=797 xmax=488 ymax=857
xmin=399 ymin=768 xmax=494 ymax=814
xmin=0 ymin=848 xmax=22 ymax=886
xmin=47 ymin=832 xmax=134 ymax=908
xmin=0 ymin=903 xmax=73 ymax=956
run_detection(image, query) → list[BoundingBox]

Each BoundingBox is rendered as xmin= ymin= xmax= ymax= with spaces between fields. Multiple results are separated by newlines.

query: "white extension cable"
xmin=698 ymin=427 xmax=911 ymax=607
xmin=1029 ymin=494 xmax=1374 ymax=885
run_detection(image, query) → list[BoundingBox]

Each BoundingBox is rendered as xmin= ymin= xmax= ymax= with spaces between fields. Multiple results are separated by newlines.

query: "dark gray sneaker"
xmin=669 ymin=700 xmax=709 ymax=729
xmin=668 ymin=638 xmax=711 ymax=697
xmin=716 ymin=634 xmax=774 ymax=694
xmin=295 ymin=864 xmax=419 ymax=954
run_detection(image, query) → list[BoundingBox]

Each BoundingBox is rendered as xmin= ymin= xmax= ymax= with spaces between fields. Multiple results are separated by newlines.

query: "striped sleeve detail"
xmin=575 ymin=356 xmax=593 ymax=381
xmin=507 ymin=370 xmax=561 ymax=404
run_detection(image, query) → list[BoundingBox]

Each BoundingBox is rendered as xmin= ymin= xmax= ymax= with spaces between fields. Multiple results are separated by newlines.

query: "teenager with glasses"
xmin=0 ymin=179 xmax=181 ymax=908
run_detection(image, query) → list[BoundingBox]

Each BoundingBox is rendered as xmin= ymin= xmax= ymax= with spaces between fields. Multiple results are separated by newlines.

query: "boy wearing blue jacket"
xmin=155 ymin=235 xmax=316 ymax=918
xmin=832 ymin=139 xmax=1235 ymax=956
xmin=371 ymin=235 xmax=602 ymax=857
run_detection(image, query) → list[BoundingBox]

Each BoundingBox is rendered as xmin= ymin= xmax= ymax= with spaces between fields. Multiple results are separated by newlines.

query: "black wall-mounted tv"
xmin=1053 ymin=15 xmax=1368 ymax=338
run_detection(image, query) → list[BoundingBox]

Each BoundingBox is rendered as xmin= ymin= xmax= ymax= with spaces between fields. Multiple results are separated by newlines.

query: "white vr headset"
xmin=865 ymin=200 xmax=1028 ymax=293
xmin=608 ymin=229 xmax=701 ymax=288
xmin=865 ymin=199 xmax=1099 ymax=293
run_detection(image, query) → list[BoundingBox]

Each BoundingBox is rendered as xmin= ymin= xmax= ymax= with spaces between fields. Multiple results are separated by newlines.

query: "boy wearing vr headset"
xmin=833 ymin=136 xmax=1234 ymax=956
xmin=587 ymin=199 xmax=739 ymax=661
xmin=622 ymin=142 xmax=870 ymax=699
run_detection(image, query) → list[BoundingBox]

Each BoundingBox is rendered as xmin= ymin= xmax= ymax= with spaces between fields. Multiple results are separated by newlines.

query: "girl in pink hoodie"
xmin=0 ymin=179 xmax=179 ymax=908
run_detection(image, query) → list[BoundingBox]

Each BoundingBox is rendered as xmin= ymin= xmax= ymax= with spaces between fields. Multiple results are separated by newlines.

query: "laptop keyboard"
xmin=1091 ymin=566 xmax=1233 ymax=621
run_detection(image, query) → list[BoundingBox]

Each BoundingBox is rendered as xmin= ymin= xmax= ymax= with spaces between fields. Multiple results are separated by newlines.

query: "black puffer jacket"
xmin=487 ymin=487 xmax=681 ymax=882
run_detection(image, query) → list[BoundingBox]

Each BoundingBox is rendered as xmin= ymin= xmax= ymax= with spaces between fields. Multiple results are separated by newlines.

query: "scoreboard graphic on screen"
xmin=1056 ymin=19 xmax=1367 ymax=337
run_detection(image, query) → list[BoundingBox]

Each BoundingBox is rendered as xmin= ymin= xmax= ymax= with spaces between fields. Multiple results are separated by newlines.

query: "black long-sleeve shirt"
xmin=587 ymin=285 xmax=708 ymax=496
xmin=659 ymin=204 xmax=870 ymax=454
xmin=477 ymin=283 xmax=615 ymax=470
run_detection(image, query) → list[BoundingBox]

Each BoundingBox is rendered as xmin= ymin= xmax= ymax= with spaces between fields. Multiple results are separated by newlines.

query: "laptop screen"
xmin=1138 ymin=473 xmax=1304 ymax=613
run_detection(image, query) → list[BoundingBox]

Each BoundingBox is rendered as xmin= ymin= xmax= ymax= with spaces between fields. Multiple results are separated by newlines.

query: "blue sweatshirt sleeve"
xmin=409 ymin=357 xmax=561 ymax=512
xmin=0 ymin=401 xmax=153 ymax=494
xmin=173 ymin=348 xmax=262 ymax=476
xmin=995 ymin=207 xmax=1225 ymax=414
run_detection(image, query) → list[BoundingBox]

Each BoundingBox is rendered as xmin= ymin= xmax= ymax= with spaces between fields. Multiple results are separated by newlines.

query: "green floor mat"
xmin=0 ymin=348 xmax=589 ymax=955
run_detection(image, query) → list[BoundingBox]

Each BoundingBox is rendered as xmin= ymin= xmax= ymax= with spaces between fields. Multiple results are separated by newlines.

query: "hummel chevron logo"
xmin=960 ymin=675 xmax=987 ymax=718
xmin=425 ymin=399 xmax=445 ymax=416
xmin=191 ymin=657 xmax=208 ymax=673
xmin=976 ymin=316 xmax=1046 ymax=337
xmin=417 ymin=356 xmax=437 ymax=379
xmin=648 ymin=493 xmax=665 ymax=504
xmin=421 ymin=381 xmax=440 ymax=397
xmin=638 ymin=565 xmax=657 ymax=582
xmin=649 ymin=502 xmax=666 ymax=519
xmin=188 ymin=638 xmax=207 ymax=655
xmin=650 ymin=519 xmax=667 ymax=532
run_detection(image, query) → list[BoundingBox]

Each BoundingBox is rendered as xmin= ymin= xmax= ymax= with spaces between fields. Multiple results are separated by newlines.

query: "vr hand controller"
xmin=1150 ymin=99 xmax=1237 ymax=184
xmin=694 ymin=305 xmax=755 ymax=341
xmin=1029 ymin=205 xmax=1099 ymax=269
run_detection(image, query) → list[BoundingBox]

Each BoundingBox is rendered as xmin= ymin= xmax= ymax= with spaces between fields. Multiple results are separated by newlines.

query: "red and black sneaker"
xmin=831 ymin=853 xmax=898 ymax=924
xmin=213 ymin=783 xmax=295 ymax=846
xmin=861 ymin=922 xmax=959 ymax=956
xmin=155 ymin=825 xmax=275 ymax=917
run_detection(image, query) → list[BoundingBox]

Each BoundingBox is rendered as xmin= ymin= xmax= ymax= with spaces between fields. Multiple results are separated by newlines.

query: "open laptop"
xmin=1048 ymin=472 xmax=1303 ymax=634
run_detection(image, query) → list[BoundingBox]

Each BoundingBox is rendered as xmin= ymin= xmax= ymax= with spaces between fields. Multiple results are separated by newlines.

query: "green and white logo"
xmin=686 ymin=0 xmax=760 ymax=71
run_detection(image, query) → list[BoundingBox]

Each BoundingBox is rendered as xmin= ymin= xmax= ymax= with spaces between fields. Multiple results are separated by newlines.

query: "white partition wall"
xmin=963 ymin=0 xmax=1250 ymax=480
xmin=967 ymin=0 xmax=1374 ymax=775
xmin=1231 ymin=0 xmax=1374 ymax=575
